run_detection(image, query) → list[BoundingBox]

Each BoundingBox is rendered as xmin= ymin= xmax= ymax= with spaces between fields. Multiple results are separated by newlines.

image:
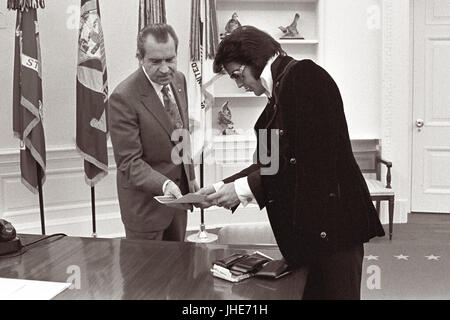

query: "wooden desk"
xmin=0 ymin=235 xmax=306 ymax=300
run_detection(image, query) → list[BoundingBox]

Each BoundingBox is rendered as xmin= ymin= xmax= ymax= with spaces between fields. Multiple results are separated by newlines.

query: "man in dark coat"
xmin=197 ymin=26 xmax=385 ymax=299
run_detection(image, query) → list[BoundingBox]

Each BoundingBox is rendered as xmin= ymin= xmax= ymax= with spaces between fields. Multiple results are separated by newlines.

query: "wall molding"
xmin=0 ymin=145 xmax=270 ymax=237
xmin=1 ymin=142 xmax=406 ymax=236
xmin=0 ymin=145 xmax=121 ymax=237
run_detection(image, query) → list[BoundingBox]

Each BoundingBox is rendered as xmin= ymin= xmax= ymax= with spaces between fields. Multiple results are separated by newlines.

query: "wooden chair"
xmin=352 ymin=140 xmax=395 ymax=240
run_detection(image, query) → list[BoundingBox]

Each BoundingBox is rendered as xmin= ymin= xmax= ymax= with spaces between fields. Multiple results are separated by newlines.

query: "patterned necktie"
xmin=161 ymin=85 xmax=184 ymax=130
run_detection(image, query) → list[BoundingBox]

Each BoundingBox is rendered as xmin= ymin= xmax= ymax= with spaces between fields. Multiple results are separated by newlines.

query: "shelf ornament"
xmin=220 ymin=12 xmax=241 ymax=40
xmin=279 ymin=12 xmax=304 ymax=39
xmin=218 ymin=101 xmax=236 ymax=135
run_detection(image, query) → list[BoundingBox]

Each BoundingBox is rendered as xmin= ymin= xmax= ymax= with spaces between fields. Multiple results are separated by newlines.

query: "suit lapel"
xmin=137 ymin=68 xmax=193 ymax=184
xmin=137 ymin=69 xmax=174 ymax=138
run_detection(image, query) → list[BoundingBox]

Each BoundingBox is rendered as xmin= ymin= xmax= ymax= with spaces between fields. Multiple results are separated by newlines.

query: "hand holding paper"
xmin=164 ymin=181 xmax=183 ymax=199
xmin=205 ymin=182 xmax=240 ymax=210
xmin=160 ymin=181 xmax=193 ymax=211
xmin=193 ymin=185 xmax=216 ymax=209
xmin=154 ymin=193 xmax=208 ymax=211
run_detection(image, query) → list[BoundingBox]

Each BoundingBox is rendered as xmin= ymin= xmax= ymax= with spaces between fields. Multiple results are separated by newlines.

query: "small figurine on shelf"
xmin=220 ymin=12 xmax=241 ymax=40
xmin=279 ymin=13 xmax=304 ymax=39
xmin=218 ymin=101 xmax=236 ymax=135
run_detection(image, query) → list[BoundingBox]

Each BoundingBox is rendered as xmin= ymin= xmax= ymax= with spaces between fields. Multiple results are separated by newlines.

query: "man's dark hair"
xmin=213 ymin=26 xmax=285 ymax=78
xmin=136 ymin=23 xmax=179 ymax=60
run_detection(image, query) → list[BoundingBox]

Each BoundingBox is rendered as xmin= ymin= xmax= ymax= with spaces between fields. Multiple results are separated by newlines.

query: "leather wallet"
xmin=255 ymin=259 xmax=291 ymax=279
xmin=229 ymin=254 xmax=270 ymax=273
xmin=214 ymin=253 xmax=249 ymax=269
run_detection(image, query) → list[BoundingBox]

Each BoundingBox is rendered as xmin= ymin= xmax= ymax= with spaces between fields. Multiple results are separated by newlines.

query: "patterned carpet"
xmin=361 ymin=242 xmax=450 ymax=299
xmin=194 ymin=213 xmax=450 ymax=299
xmin=361 ymin=213 xmax=450 ymax=299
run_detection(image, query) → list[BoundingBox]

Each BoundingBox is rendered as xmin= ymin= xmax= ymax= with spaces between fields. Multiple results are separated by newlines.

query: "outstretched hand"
xmin=164 ymin=181 xmax=183 ymax=199
xmin=163 ymin=181 xmax=192 ymax=211
xmin=205 ymin=182 xmax=240 ymax=210
xmin=193 ymin=185 xmax=216 ymax=209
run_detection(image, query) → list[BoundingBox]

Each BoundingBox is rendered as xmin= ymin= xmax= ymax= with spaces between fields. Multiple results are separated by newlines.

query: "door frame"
xmin=379 ymin=0 xmax=413 ymax=222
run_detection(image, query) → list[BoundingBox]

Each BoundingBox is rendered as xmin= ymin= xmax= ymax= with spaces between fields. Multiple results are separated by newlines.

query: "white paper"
xmin=0 ymin=278 xmax=71 ymax=300
xmin=154 ymin=193 xmax=207 ymax=204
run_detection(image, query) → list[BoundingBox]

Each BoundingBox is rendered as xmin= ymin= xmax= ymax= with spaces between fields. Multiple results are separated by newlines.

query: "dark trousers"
xmin=125 ymin=211 xmax=187 ymax=242
xmin=302 ymin=243 xmax=364 ymax=300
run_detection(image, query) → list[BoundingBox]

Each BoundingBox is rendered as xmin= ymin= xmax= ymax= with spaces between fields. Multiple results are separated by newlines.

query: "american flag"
xmin=12 ymin=7 xmax=46 ymax=193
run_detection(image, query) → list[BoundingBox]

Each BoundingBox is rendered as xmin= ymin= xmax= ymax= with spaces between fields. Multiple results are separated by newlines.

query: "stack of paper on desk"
xmin=211 ymin=264 xmax=254 ymax=283
xmin=0 ymin=278 xmax=71 ymax=300
xmin=210 ymin=251 xmax=273 ymax=283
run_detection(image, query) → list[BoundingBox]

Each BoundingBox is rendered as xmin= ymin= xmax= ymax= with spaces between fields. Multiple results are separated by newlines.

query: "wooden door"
xmin=412 ymin=0 xmax=450 ymax=213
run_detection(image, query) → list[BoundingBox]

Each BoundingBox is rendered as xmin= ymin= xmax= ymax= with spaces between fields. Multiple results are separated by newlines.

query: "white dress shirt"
xmin=142 ymin=66 xmax=176 ymax=108
xmin=142 ymin=66 xmax=174 ymax=194
xmin=214 ymin=55 xmax=279 ymax=207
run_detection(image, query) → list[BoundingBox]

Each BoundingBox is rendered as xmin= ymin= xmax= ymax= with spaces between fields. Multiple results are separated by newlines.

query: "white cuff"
xmin=162 ymin=179 xmax=172 ymax=194
xmin=234 ymin=177 xmax=255 ymax=208
xmin=213 ymin=181 xmax=224 ymax=192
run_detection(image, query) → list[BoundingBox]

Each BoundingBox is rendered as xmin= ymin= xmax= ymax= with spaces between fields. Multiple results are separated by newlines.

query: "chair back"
xmin=351 ymin=139 xmax=381 ymax=180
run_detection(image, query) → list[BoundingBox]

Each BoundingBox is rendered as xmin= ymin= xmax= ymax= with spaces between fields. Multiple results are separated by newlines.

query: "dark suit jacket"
xmin=109 ymin=68 xmax=195 ymax=232
xmin=224 ymin=56 xmax=385 ymax=267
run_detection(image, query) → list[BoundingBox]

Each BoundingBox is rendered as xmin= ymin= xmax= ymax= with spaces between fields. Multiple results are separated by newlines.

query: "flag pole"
xmin=36 ymin=168 xmax=45 ymax=235
xmin=186 ymin=0 xmax=218 ymax=243
xmin=186 ymin=135 xmax=218 ymax=243
xmin=76 ymin=0 xmax=108 ymax=239
xmin=91 ymin=186 xmax=97 ymax=237
xmin=200 ymin=155 xmax=205 ymax=225
xmin=199 ymin=151 xmax=208 ymax=235
xmin=197 ymin=13 xmax=217 ymax=243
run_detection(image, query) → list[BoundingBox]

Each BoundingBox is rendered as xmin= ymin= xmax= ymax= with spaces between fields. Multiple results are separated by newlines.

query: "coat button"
xmin=268 ymin=199 xmax=275 ymax=204
xmin=279 ymin=130 xmax=285 ymax=136
xmin=320 ymin=232 xmax=327 ymax=239
xmin=329 ymin=193 xmax=337 ymax=198
xmin=273 ymin=104 xmax=277 ymax=110
xmin=290 ymin=158 xmax=296 ymax=165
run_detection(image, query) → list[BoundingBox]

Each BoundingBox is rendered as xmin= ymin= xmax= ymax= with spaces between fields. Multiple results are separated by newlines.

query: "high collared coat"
xmin=224 ymin=56 xmax=385 ymax=267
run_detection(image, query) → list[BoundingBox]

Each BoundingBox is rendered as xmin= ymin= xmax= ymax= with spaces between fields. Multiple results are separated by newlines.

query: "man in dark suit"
xmin=109 ymin=24 xmax=197 ymax=241
xmin=197 ymin=26 xmax=385 ymax=299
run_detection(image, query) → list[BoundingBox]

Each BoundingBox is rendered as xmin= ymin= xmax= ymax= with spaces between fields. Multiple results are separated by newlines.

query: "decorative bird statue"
xmin=279 ymin=13 xmax=303 ymax=39
xmin=218 ymin=101 xmax=236 ymax=135
xmin=225 ymin=12 xmax=241 ymax=35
